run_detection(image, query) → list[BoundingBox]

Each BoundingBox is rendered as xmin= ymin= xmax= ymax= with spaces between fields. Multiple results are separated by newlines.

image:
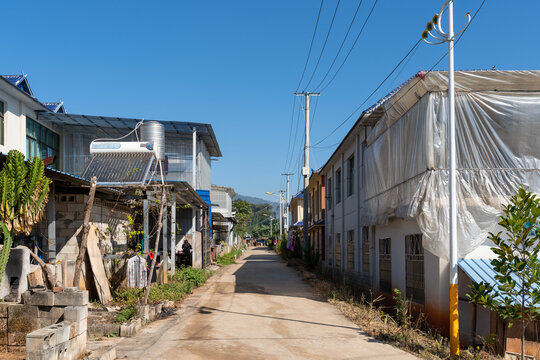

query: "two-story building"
xmin=321 ymin=70 xmax=540 ymax=344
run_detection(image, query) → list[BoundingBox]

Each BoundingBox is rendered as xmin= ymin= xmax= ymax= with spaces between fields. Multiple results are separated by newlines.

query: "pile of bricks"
xmin=20 ymin=288 xmax=88 ymax=360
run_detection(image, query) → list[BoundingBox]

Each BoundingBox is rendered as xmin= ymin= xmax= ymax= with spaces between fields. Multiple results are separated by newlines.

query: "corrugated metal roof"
xmin=1 ymin=75 xmax=25 ymax=86
xmin=1 ymin=74 xmax=33 ymax=96
xmin=37 ymin=112 xmax=222 ymax=157
xmin=81 ymin=152 xmax=155 ymax=185
xmin=42 ymin=102 xmax=65 ymax=113
xmin=459 ymin=258 xmax=539 ymax=307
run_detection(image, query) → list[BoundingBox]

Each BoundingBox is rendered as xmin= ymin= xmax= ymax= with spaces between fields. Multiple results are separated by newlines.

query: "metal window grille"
xmin=347 ymin=230 xmax=354 ymax=270
xmin=405 ymin=234 xmax=425 ymax=304
xmin=362 ymin=226 xmax=370 ymax=273
xmin=335 ymin=233 xmax=341 ymax=268
xmin=379 ymin=238 xmax=392 ymax=293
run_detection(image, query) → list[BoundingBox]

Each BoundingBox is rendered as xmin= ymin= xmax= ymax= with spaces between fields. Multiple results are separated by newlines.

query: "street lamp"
xmin=265 ymin=191 xmax=285 ymax=236
xmin=422 ymin=1 xmax=470 ymax=356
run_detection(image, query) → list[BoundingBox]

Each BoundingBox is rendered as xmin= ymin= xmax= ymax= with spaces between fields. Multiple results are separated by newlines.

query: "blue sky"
xmin=3 ymin=0 xmax=539 ymax=201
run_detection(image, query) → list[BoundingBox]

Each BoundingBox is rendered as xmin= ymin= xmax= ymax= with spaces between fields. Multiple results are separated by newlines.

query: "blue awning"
xmin=459 ymin=258 xmax=539 ymax=306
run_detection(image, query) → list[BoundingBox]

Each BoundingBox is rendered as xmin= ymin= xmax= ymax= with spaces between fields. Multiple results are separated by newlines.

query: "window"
xmin=26 ymin=118 xmax=60 ymax=169
xmin=0 ymin=101 xmax=4 ymax=145
xmin=362 ymin=226 xmax=370 ymax=273
xmin=327 ymin=177 xmax=332 ymax=210
xmin=379 ymin=238 xmax=392 ymax=293
xmin=347 ymin=156 xmax=355 ymax=196
xmin=328 ymin=235 xmax=333 ymax=266
xmin=335 ymin=233 xmax=342 ymax=268
xmin=335 ymin=169 xmax=341 ymax=204
xmin=406 ymin=234 xmax=425 ymax=304
xmin=347 ymin=230 xmax=354 ymax=270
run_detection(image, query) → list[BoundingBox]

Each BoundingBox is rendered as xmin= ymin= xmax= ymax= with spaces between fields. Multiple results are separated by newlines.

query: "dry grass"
xmin=298 ymin=267 xmax=501 ymax=360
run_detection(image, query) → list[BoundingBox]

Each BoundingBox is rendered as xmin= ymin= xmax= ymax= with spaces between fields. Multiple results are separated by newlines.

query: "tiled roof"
xmin=42 ymin=102 xmax=65 ymax=113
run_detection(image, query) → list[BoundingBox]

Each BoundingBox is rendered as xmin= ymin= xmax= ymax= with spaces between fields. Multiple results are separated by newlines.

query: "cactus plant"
xmin=0 ymin=150 xmax=50 ymax=284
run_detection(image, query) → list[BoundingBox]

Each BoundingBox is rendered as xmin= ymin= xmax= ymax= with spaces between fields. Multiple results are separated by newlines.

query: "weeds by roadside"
xmin=216 ymin=247 xmax=243 ymax=265
xmin=112 ymin=266 xmax=210 ymax=323
xmin=297 ymin=267 xmax=501 ymax=360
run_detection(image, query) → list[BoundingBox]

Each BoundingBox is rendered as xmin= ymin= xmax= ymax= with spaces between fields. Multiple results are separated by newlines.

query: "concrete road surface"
xmin=116 ymin=247 xmax=417 ymax=359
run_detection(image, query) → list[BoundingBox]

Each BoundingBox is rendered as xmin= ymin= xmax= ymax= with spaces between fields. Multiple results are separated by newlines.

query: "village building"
xmin=319 ymin=70 xmax=540 ymax=350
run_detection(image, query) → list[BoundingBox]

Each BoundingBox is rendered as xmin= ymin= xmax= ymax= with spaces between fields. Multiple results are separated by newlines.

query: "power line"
xmin=287 ymin=96 xmax=304 ymax=172
xmin=318 ymin=0 xmax=379 ymax=93
xmin=283 ymin=96 xmax=298 ymax=173
xmin=295 ymin=0 xmax=325 ymax=91
xmin=302 ymin=0 xmax=341 ymax=91
xmin=312 ymin=0 xmax=364 ymax=92
xmin=312 ymin=38 xmax=421 ymax=147
xmin=312 ymin=0 xmax=487 ymax=149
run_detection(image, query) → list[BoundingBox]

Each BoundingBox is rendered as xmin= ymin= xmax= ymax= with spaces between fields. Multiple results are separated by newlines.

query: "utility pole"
xmin=422 ymin=2 xmax=470 ymax=356
xmin=281 ymin=173 xmax=293 ymax=232
xmin=279 ymin=190 xmax=285 ymax=236
xmin=294 ymin=92 xmax=320 ymax=258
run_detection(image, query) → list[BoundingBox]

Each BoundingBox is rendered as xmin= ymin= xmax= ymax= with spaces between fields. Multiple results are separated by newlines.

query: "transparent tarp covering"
xmin=362 ymin=71 xmax=540 ymax=259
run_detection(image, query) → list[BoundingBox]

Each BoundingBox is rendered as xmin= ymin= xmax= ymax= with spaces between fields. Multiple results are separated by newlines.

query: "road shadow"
xmin=232 ymin=248 xmax=324 ymax=301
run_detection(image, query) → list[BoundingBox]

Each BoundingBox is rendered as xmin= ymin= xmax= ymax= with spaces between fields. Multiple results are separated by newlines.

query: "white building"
xmin=211 ymin=185 xmax=237 ymax=246
xmin=322 ymin=70 xmax=540 ymax=340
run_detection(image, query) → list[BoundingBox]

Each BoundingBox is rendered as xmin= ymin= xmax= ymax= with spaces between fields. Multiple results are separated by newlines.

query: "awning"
xmin=459 ymin=258 xmax=539 ymax=306
xmin=170 ymin=181 xmax=208 ymax=208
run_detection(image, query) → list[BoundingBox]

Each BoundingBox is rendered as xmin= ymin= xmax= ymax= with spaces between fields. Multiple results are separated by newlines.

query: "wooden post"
xmin=73 ymin=177 xmax=97 ymax=288
xmin=144 ymin=190 xmax=166 ymax=304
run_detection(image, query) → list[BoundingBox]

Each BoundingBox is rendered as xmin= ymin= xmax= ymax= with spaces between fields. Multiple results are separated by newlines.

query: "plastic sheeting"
xmin=361 ymin=71 xmax=540 ymax=260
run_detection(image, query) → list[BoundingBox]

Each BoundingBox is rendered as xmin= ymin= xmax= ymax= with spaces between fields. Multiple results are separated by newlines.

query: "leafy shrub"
xmin=115 ymin=306 xmax=136 ymax=323
xmin=216 ymin=247 xmax=243 ymax=265
xmin=173 ymin=267 xmax=208 ymax=287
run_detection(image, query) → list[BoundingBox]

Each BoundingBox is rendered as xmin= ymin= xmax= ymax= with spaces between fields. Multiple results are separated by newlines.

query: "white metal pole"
xmin=171 ymin=195 xmax=176 ymax=275
xmin=286 ymin=176 xmax=290 ymax=231
xmin=303 ymin=94 xmax=310 ymax=254
xmin=448 ymin=0 xmax=459 ymax=355
xmin=192 ymin=127 xmax=197 ymax=267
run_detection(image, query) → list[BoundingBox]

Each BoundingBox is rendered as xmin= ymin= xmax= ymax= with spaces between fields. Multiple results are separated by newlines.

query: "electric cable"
xmin=303 ymin=0 xmax=341 ymax=91
xmin=318 ymin=0 xmax=379 ymax=93
xmin=312 ymin=0 xmax=364 ymax=92
xmin=295 ymin=0 xmax=325 ymax=91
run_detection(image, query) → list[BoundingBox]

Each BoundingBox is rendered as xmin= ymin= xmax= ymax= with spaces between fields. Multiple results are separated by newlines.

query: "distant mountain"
xmin=234 ymin=193 xmax=277 ymax=206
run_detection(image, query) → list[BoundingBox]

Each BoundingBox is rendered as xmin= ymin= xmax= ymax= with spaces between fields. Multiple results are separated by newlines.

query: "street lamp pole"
xmin=422 ymin=2 xmax=470 ymax=356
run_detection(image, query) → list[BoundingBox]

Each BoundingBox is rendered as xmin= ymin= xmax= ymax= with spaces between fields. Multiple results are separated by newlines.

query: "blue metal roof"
xmin=293 ymin=220 xmax=303 ymax=227
xmin=42 ymin=102 xmax=65 ymax=113
xmin=459 ymin=258 xmax=539 ymax=307
xmin=1 ymin=75 xmax=25 ymax=86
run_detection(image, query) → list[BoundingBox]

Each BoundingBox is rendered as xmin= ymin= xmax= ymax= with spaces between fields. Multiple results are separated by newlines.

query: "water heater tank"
xmin=141 ymin=121 xmax=165 ymax=161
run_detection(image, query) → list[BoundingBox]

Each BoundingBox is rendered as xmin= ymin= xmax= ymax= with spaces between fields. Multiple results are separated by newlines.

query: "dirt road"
xmin=115 ymin=247 xmax=417 ymax=359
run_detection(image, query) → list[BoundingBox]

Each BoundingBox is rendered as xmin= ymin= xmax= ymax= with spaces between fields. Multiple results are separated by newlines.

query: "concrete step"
xmin=85 ymin=343 xmax=117 ymax=360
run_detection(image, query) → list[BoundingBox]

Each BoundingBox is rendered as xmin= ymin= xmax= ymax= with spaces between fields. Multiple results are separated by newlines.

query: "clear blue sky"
xmin=3 ymin=1 xmax=539 ymax=201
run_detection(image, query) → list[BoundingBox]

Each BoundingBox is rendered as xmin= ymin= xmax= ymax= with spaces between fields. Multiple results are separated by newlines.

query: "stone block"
xmin=54 ymin=291 xmax=88 ymax=306
xmin=148 ymin=306 xmax=156 ymax=321
xmin=26 ymin=327 xmax=56 ymax=352
xmin=120 ymin=318 xmax=141 ymax=337
xmin=26 ymin=347 xmax=57 ymax=360
xmin=63 ymin=305 xmax=87 ymax=323
xmin=69 ymin=318 xmax=87 ymax=339
xmin=155 ymin=303 xmax=163 ymax=314
xmin=49 ymin=322 xmax=71 ymax=345
xmin=38 ymin=306 xmax=64 ymax=321
xmin=68 ymin=331 xmax=86 ymax=359
xmin=38 ymin=317 xmax=59 ymax=329
xmin=23 ymin=291 xmax=55 ymax=306
xmin=137 ymin=305 xmax=149 ymax=321
xmin=0 ymin=302 xmax=11 ymax=317
xmin=8 ymin=304 xmax=39 ymax=345
xmin=0 ymin=317 xmax=7 ymax=345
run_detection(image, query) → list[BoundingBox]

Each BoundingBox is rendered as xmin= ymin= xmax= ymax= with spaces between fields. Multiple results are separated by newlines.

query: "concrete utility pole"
xmin=282 ymin=173 xmax=293 ymax=232
xmin=279 ymin=190 xmax=285 ymax=236
xmin=422 ymin=2 xmax=470 ymax=356
xmin=294 ymin=92 xmax=320 ymax=257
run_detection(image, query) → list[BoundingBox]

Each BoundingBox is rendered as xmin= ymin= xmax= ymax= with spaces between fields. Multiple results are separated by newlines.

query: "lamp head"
xmin=426 ymin=22 xmax=434 ymax=31
xmin=422 ymin=30 xmax=429 ymax=39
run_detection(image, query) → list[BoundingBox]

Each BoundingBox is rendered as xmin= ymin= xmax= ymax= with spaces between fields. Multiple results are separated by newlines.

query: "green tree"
xmin=0 ymin=150 xmax=50 ymax=283
xmin=467 ymin=185 xmax=540 ymax=360
xmin=232 ymin=200 xmax=252 ymax=238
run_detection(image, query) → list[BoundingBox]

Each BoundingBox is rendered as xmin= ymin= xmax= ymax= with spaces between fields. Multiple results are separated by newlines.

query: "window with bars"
xmin=362 ymin=226 xmax=370 ymax=273
xmin=379 ymin=238 xmax=392 ymax=293
xmin=328 ymin=235 xmax=333 ymax=266
xmin=335 ymin=169 xmax=341 ymax=204
xmin=0 ymin=101 xmax=4 ymax=145
xmin=405 ymin=234 xmax=425 ymax=304
xmin=327 ymin=177 xmax=332 ymax=210
xmin=347 ymin=230 xmax=354 ymax=270
xmin=347 ymin=156 xmax=354 ymax=197
xmin=335 ymin=233 xmax=342 ymax=268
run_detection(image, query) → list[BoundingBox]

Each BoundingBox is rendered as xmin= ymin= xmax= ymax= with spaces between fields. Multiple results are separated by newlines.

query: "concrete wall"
xmin=54 ymin=194 xmax=131 ymax=262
